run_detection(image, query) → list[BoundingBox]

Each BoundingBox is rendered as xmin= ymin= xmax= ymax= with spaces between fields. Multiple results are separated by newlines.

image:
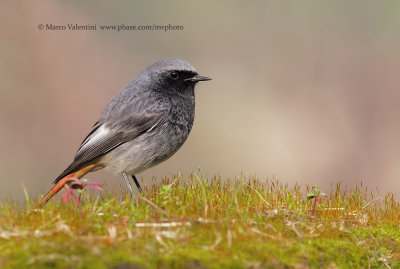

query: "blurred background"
xmin=1 ymin=0 xmax=400 ymax=202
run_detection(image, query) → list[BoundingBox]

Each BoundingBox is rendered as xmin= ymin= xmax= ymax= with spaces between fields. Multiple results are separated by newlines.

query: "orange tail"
xmin=40 ymin=163 xmax=101 ymax=207
xmin=39 ymin=173 xmax=76 ymax=207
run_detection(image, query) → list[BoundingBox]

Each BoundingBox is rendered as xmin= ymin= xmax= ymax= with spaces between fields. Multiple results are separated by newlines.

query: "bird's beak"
xmin=185 ymin=74 xmax=212 ymax=82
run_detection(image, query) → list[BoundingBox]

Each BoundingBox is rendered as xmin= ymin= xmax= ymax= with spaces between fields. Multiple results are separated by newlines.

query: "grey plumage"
xmin=53 ymin=58 xmax=211 ymax=189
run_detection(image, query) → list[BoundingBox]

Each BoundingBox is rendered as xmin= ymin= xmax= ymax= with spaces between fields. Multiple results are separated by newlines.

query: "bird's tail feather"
xmin=39 ymin=173 xmax=76 ymax=207
xmin=39 ymin=163 xmax=101 ymax=207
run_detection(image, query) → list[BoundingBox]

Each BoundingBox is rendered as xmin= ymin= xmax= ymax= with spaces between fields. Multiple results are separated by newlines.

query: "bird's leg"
xmin=122 ymin=172 xmax=133 ymax=194
xmin=132 ymin=175 xmax=143 ymax=193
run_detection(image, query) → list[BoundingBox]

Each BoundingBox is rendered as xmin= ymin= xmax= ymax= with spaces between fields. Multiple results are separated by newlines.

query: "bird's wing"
xmin=53 ymin=110 xmax=164 ymax=184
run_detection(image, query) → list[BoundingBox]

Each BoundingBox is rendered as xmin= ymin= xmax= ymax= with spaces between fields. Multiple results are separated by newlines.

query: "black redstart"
xmin=40 ymin=58 xmax=211 ymax=206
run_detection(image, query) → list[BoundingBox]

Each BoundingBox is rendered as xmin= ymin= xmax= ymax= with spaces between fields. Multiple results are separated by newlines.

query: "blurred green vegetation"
xmin=2 ymin=0 xmax=400 ymax=203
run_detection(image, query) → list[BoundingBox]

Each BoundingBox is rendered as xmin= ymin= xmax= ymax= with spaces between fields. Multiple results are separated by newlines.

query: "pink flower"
xmin=61 ymin=178 xmax=103 ymax=209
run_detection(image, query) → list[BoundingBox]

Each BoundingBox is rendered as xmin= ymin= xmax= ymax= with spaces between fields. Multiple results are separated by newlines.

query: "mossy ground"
xmin=1 ymin=175 xmax=400 ymax=268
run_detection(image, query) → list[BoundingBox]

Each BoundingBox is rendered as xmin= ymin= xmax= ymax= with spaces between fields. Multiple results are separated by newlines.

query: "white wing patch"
xmin=146 ymin=119 xmax=160 ymax=133
xmin=78 ymin=125 xmax=111 ymax=153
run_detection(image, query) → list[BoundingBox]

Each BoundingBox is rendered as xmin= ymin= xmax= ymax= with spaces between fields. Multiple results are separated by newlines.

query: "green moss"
xmin=1 ymin=176 xmax=400 ymax=268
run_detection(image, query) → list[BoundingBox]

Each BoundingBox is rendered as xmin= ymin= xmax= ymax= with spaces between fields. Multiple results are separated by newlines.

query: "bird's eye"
xmin=170 ymin=72 xmax=179 ymax=80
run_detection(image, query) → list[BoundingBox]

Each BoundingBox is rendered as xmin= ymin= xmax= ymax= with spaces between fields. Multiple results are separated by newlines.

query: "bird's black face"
xmin=156 ymin=70 xmax=211 ymax=97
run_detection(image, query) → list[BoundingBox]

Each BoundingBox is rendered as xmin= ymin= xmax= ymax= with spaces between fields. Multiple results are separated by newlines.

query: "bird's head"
xmin=140 ymin=58 xmax=212 ymax=97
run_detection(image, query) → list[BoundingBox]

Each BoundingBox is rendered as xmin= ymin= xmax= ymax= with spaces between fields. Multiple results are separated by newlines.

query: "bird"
xmin=40 ymin=58 xmax=211 ymax=206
